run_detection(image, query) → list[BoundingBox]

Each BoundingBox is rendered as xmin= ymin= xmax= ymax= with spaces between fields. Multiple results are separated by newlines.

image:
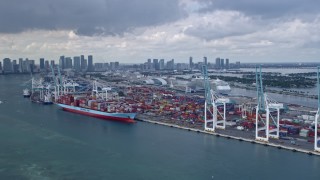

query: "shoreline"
xmin=135 ymin=115 xmax=320 ymax=156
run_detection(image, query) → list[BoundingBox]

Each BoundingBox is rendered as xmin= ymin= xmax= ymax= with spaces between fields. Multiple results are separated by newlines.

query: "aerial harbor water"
xmin=0 ymin=74 xmax=320 ymax=179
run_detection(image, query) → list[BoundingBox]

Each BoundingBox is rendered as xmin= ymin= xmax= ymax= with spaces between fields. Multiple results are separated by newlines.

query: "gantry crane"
xmin=202 ymin=65 xmax=228 ymax=131
xmin=255 ymin=66 xmax=283 ymax=142
xmin=315 ymin=66 xmax=320 ymax=152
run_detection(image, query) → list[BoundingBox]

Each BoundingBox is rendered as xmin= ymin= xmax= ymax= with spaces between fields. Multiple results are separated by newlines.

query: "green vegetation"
xmin=209 ymin=73 xmax=316 ymax=88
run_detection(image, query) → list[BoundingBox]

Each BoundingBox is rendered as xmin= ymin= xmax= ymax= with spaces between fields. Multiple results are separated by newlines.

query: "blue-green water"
xmin=0 ymin=75 xmax=320 ymax=180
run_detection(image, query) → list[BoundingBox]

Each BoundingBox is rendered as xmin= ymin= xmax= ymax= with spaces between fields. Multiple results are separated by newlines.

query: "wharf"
xmin=135 ymin=114 xmax=320 ymax=156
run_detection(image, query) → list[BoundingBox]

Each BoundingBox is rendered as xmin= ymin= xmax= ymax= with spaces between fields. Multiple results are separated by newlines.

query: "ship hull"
xmin=57 ymin=103 xmax=136 ymax=123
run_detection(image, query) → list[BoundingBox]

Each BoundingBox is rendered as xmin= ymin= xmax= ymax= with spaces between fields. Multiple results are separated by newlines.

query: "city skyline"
xmin=0 ymin=0 xmax=319 ymax=63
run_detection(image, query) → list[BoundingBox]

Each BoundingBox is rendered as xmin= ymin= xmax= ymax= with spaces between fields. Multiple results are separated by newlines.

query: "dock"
xmin=135 ymin=115 xmax=320 ymax=156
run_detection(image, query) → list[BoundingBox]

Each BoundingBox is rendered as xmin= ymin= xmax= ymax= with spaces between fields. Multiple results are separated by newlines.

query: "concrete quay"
xmin=135 ymin=114 xmax=320 ymax=156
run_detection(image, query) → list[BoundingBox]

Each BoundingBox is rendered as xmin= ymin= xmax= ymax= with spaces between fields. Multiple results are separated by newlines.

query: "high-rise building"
xmin=226 ymin=59 xmax=229 ymax=69
xmin=220 ymin=59 xmax=224 ymax=68
xmin=59 ymin=56 xmax=65 ymax=69
xmin=45 ymin=60 xmax=49 ymax=69
xmin=147 ymin=59 xmax=152 ymax=69
xmin=73 ymin=56 xmax=81 ymax=71
xmin=203 ymin=56 xmax=207 ymax=66
xmin=65 ymin=57 xmax=73 ymax=69
xmin=166 ymin=59 xmax=174 ymax=70
xmin=87 ymin=55 xmax=93 ymax=71
xmin=3 ymin=58 xmax=12 ymax=73
xmin=153 ymin=59 xmax=159 ymax=70
xmin=159 ymin=59 xmax=165 ymax=70
xmin=19 ymin=58 xmax=23 ymax=72
xmin=115 ymin=62 xmax=119 ymax=69
xmin=94 ymin=63 xmax=104 ymax=71
xmin=50 ymin=60 xmax=55 ymax=67
xmin=0 ymin=62 xmax=2 ymax=71
xmin=29 ymin=60 xmax=35 ymax=73
xmin=215 ymin=57 xmax=220 ymax=69
xmin=189 ymin=57 xmax=193 ymax=69
xmin=12 ymin=60 xmax=18 ymax=73
xmin=40 ymin=58 xmax=45 ymax=69
xmin=80 ymin=55 xmax=87 ymax=70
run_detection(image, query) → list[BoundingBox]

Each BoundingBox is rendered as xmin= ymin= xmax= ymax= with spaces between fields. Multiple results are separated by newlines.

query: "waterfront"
xmin=1 ymin=75 xmax=320 ymax=179
xmin=230 ymin=87 xmax=318 ymax=108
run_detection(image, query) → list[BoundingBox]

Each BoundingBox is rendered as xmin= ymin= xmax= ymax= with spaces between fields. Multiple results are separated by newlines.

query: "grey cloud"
xmin=0 ymin=0 xmax=186 ymax=36
xmin=196 ymin=0 xmax=320 ymax=18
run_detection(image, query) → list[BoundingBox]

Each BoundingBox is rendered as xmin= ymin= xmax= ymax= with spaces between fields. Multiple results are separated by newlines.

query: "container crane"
xmin=202 ymin=65 xmax=227 ymax=131
xmin=315 ymin=66 xmax=320 ymax=152
xmin=50 ymin=64 xmax=59 ymax=101
xmin=255 ymin=66 xmax=283 ymax=142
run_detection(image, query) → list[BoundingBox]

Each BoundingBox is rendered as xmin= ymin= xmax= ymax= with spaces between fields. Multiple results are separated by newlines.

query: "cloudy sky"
xmin=0 ymin=0 xmax=319 ymax=63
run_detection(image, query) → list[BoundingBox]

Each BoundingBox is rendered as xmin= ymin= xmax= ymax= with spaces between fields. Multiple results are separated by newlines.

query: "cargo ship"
xmin=56 ymin=94 xmax=137 ymax=123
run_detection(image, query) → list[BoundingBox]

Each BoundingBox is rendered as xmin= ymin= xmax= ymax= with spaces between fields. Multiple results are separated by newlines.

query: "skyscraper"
xmin=29 ymin=60 xmax=35 ymax=73
xmin=167 ymin=59 xmax=174 ymax=70
xmin=147 ymin=59 xmax=152 ymax=70
xmin=220 ymin=59 xmax=224 ymax=68
xmin=19 ymin=58 xmax=23 ymax=72
xmin=215 ymin=57 xmax=220 ymax=69
xmin=45 ymin=60 xmax=49 ymax=69
xmin=87 ymin=55 xmax=93 ymax=71
xmin=50 ymin=60 xmax=55 ymax=67
xmin=189 ymin=57 xmax=193 ymax=69
xmin=3 ymin=58 xmax=12 ymax=73
xmin=153 ymin=59 xmax=159 ymax=70
xmin=65 ymin=57 xmax=73 ymax=69
xmin=226 ymin=58 xmax=229 ymax=69
xmin=73 ymin=56 xmax=81 ymax=71
xmin=159 ymin=59 xmax=165 ymax=70
xmin=203 ymin=56 xmax=207 ymax=66
xmin=12 ymin=60 xmax=18 ymax=73
xmin=81 ymin=55 xmax=87 ymax=71
xmin=40 ymin=58 xmax=45 ymax=69
xmin=59 ymin=56 xmax=65 ymax=69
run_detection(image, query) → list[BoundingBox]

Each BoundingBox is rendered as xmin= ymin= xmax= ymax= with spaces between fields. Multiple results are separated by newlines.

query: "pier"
xmin=135 ymin=114 xmax=320 ymax=156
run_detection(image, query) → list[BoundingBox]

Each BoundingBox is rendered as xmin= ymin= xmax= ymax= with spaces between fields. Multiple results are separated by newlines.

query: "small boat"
xmin=23 ymin=89 xmax=31 ymax=98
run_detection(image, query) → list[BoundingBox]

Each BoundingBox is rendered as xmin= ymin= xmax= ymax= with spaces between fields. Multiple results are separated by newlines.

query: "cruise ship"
xmin=211 ymin=79 xmax=231 ymax=95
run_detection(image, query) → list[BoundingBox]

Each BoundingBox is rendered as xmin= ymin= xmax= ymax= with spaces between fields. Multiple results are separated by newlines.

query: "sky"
xmin=0 ymin=0 xmax=319 ymax=64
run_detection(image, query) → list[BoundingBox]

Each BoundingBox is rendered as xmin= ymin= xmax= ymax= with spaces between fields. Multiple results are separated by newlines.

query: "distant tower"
xmin=153 ymin=59 xmax=159 ymax=70
xmin=65 ymin=57 xmax=73 ymax=69
xmin=220 ymin=59 xmax=224 ymax=69
xmin=159 ymin=59 xmax=165 ymax=70
xmin=88 ymin=55 xmax=93 ymax=71
xmin=189 ymin=57 xmax=193 ymax=70
xmin=215 ymin=58 xmax=220 ymax=69
xmin=73 ymin=56 xmax=81 ymax=72
xmin=59 ymin=56 xmax=65 ymax=69
xmin=40 ymin=58 xmax=45 ymax=69
xmin=3 ymin=58 xmax=12 ymax=73
xmin=45 ymin=60 xmax=49 ymax=69
xmin=226 ymin=59 xmax=229 ymax=69
xmin=81 ymin=55 xmax=87 ymax=71
xmin=18 ymin=58 xmax=23 ymax=72
xmin=203 ymin=56 xmax=207 ymax=67
xmin=50 ymin=60 xmax=55 ymax=67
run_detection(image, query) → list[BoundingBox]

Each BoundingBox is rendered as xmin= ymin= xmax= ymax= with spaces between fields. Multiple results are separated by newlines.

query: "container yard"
xmin=23 ymin=65 xmax=320 ymax=155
